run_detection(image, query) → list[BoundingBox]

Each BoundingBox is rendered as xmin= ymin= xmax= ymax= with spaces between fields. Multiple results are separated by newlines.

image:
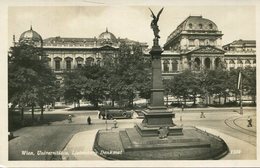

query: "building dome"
xmin=98 ymin=28 xmax=117 ymax=42
xmin=19 ymin=26 xmax=43 ymax=47
xmin=182 ymin=16 xmax=218 ymax=31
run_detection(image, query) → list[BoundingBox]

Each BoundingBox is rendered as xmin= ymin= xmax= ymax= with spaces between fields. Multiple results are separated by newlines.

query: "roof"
xmin=178 ymin=16 xmax=218 ymax=31
xmin=223 ymin=39 xmax=256 ymax=47
xmin=19 ymin=26 xmax=43 ymax=43
xmin=164 ymin=16 xmax=221 ymax=48
xmin=43 ymin=37 xmax=96 ymax=46
xmin=98 ymin=28 xmax=117 ymax=42
xmin=43 ymin=36 xmax=148 ymax=49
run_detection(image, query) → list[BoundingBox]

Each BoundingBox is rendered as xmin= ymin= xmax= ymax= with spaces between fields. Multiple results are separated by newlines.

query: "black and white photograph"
xmin=0 ymin=0 xmax=259 ymax=167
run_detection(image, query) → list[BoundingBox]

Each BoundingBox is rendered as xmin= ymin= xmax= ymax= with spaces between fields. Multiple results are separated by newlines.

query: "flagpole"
xmin=239 ymin=71 xmax=243 ymax=115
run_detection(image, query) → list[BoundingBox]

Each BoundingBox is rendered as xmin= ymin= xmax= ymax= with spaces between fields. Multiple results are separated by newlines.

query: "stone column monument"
xmin=93 ymin=8 xmax=229 ymax=160
xmin=135 ymin=8 xmax=182 ymax=136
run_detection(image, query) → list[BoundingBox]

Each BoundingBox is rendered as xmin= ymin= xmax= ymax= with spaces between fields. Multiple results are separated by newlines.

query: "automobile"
xmin=134 ymin=109 xmax=146 ymax=119
xmin=99 ymin=108 xmax=134 ymax=120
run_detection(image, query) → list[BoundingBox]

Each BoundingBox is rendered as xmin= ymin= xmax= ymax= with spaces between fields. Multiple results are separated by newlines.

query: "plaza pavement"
xmin=61 ymin=107 xmax=256 ymax=160
xmin=9 ymin=106 xmax=256 ymax=160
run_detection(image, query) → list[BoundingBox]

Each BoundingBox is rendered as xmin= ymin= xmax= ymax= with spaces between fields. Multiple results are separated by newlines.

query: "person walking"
xmin=200 ymin=112 xmax=206 ymax=118
xmin=113 ymin=119 xmax=118 ymax=128
xmin=87 ymin=116 xmax=91 ymax=125
xmin=98 ymin=111 xmax=101 ymax=119
xmin=247 ymin=116 xmax=252 ymax=127
xmin=68 ymin=115 xmax=72 ymax=123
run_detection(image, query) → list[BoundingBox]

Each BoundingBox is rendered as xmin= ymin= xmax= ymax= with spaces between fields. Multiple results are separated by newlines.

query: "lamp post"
xmin=105 ymin=109 xmax=108 ymax=131
xmin=238 ymin=70 xmax=243 ymax=115
xmin=240 ymin=74 xmax=243 ymax=115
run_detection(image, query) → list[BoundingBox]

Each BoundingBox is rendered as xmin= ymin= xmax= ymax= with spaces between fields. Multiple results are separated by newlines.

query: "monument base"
xmin=142 ymin=106 xmax=176 ymax=127
xmin=135 ymin=123 xmax=183 ymax=137
xmin=93 ymin=126 xmax=229 ymax=160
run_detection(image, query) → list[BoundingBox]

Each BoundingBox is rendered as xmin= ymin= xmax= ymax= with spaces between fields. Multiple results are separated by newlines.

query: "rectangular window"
xmin=66 ymin=60 xmax=71 ymax=70
xmin=55 ymin=60 xmax=60 ymax=71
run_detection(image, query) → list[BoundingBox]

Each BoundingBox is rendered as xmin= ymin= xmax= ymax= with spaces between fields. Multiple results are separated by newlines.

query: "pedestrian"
xmin=113 ymin=119 xmax=118 ymax=128
xmin=98 ymin=111 xmax=101 ymax=119
xmin=181 ymin=104 xmax=184 ymax=111
xmin=200 ymin=112 xmax=205 ymax=118
xmin=68 ymin=115 xmax=72 ymax=123
xmin=87 ymin=116 xmax=91 ymax=125
xmin=247 ymin=116 xmax=252 ymax=127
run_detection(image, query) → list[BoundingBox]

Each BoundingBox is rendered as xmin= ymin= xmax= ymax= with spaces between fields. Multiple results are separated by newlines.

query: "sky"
xmin=8 ymin=6 xmax=256 ymax=48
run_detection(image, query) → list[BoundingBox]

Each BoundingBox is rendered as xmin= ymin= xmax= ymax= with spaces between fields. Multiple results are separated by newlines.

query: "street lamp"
xmin=238 ymin=70 xmax=243 ymax=115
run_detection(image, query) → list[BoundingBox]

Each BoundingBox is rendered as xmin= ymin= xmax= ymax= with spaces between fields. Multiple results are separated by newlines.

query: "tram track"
xmin=224 ymin=115 xmax=256 ymax=142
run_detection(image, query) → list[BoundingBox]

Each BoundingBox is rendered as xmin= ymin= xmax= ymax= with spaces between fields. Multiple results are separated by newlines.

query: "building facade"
xmin=17 ymin=27 xmax=148 ymax=82
xmin=153 ymin=16 xmax=256 ymax=79
xmin=16 ymin=16 xmax=256 ymax=81
xmin=223 ymin=39 xmax=256 ymax=70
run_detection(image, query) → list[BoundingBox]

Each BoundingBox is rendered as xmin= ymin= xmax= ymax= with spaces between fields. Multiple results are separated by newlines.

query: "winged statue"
xmin=149 ymin=7 xmax=164 ymax=39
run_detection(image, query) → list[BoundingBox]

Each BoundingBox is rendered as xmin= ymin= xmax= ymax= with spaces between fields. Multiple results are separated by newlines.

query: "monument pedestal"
xmin=142 ymin=107 xmax=175 ymax=127
xmin=93 ymin=19 xmax=228 ymax=159
xmin=93 ymin=126 xmax=229 ymax=160
xmin=136 ymin=107 xmax=183 ymax=137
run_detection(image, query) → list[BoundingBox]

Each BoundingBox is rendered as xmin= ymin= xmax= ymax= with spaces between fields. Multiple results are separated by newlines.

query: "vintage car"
xmin=99 ymin=108 xmax=134 ymax=120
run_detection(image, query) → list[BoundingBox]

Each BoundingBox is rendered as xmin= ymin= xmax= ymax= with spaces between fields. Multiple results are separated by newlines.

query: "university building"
xmin=16 ymin=16 xmax=256 ymax=81
xmin=157 ymin=16 xmax=256 ymax=79
xmin=17 ymin=27 xmax=148 ymax=82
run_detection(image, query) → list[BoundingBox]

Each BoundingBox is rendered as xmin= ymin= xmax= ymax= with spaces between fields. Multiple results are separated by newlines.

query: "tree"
xmin=169 ymin=70 xmax=202 ymax=105
xmin=62 ymin=71 xmax=83 ymax=108
xmin=113 ymin=42 xmax=150 ymax=107
xmin=61 ymin=42 xmax=150 ymax=109
xmin=36 ymin=71 xmax=58 ymax=120
xmin=242 ymin=67 xmax=256 ymax=104
xmin=8 ymin=43 xmax=57 ymax=124
xmin=204 ymin=69 xmax=229 ymax=104
xmin=80 ymin=64 xmax=108 ymax=108
xmin=139 ymin=76 xmax=152 ymax=106
xmin=225 ymin=68 xmax=240 ymax=103
xmin=163 ymin=79 xmax=171 ymax=107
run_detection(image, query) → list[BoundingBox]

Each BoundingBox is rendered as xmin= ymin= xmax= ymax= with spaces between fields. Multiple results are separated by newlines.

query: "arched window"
xmin=65 ymin=57 xmax=73 ymax=70
xmin=205 ymin=39 xmax=210 ymax=45
xmin=189 ymin=23 xmax=193 ymax=29
xmin=194 ymin=39 xmax=199 ymax=47
xmin=172 ymin=60 xmax=178 ymax=72
xmin=194 ymin=58 xmax=200 ymax=71
xmin=54 ymin=57 xmax=62 ymax=71
xmin=55 ymin=60 xmax=60 ymax=71
xmin=163 ymin=60 xmax=169 ymax=72
xmin=209 ymin=24 xmax=213 ymax=29
xmin=205 ymin=58 xmax=211 ymax=69
xmin=224 ymin=60 xmax=228 ymax=68
xmin=229 ymin=60 xmax=235 ymax=69
xmin=66 ymin=60 xmax=71 ymax=70
xmin=237 ymin=60 xmax=243 ymax=68
xmin=214 ymin=57 xmax=221 ymax=69
xmin=199 ymin=24 xmax=203 ymax=29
